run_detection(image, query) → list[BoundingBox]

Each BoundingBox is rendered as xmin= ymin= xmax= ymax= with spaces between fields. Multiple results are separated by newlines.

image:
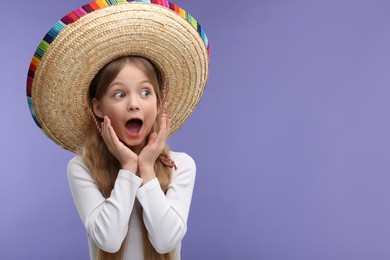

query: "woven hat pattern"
xmin=27 ymin=0 xmax=210 ymax=154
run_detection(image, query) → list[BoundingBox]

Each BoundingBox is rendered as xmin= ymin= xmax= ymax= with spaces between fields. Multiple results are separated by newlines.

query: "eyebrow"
xmin=108 ymin=79 xmax=153 ymax=89
xmin=138 ymin=79 xmax=153 ymax=85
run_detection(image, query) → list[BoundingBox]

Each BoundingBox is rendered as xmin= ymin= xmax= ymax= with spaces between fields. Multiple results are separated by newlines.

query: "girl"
xmin=27 ymin=1 xmax=209 ymax=259
xmin=68 ymin=56 xmax=195 ymax=259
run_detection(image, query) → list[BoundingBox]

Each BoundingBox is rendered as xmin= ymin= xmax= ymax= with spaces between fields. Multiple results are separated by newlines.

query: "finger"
xmin=148 ymin=132 xmax=158 ymax=146
xmin=102 ymin=116 xmax=112 ymax=140
xmin=166 ymin=116 xmax=171 ymax=138
xmin=105 ymin=116 xmax=117 ymax=142
xmin=156 ymin=114 xmax=168 ymax=144
xmin=102 ymin=116 xmax=119 ymax=150
xmin=100 ymin=118 xmax=112 ymax=148
xmin=162 ymin=114 xmax=171 ymax=140
xmin=160 ymin=114 xmax=167 ymax=131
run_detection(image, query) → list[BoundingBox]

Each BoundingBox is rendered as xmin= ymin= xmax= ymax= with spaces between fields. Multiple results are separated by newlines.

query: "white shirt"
xmin=67 ymin=152 xmax=196 ymax=260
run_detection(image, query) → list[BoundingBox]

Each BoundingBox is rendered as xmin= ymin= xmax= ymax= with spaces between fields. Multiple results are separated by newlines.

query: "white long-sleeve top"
xmin=67 ymin=151 xmax=196 ymax=260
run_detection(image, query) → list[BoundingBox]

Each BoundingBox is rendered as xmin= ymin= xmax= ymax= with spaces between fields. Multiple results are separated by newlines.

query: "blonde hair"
xmin=83 ymin=56 xmax=175 ymax=260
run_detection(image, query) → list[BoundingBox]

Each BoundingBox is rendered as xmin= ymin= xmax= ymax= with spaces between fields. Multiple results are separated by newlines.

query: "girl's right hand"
xmin=101 ymin=116 xmax=138 ymax=173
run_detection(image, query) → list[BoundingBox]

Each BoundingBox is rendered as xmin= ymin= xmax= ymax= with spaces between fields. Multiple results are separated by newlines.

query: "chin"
xmin=123 ymin=138 xmax=145 ymax=150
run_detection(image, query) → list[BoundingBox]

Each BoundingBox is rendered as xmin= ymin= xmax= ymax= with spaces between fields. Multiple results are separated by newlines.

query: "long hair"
xmin=83 ymin=56 xmax=175 ymax=260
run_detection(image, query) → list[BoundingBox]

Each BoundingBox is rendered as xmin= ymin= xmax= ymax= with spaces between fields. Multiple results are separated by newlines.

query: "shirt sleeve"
xmin=67 ymin=156 xmax=143 ymax=253
xmin=136 ymin=152 xmax=196 ymax=254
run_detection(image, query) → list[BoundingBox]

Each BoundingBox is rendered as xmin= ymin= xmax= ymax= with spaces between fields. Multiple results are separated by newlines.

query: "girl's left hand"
xmin=138 ymin=114 xmax=170 ymax=182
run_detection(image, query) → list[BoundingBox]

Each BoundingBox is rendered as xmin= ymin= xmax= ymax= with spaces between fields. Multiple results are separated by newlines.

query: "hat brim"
xmin=27 ymin=1 xmax=210 ymax=154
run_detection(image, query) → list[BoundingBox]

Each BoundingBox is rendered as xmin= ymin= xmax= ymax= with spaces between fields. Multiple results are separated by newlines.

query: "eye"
xmin=113 ymin=92 xmax=125 ymax=99
xmin=140 ymin=89 xmax=151 ymax=97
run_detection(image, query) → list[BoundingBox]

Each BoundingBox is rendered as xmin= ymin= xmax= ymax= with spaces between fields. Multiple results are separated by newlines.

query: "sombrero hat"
xmin=26 ymin=0 xmax=210 ymax=154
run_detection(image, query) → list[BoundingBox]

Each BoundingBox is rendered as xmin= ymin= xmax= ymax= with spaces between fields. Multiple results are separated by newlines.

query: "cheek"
xmin=147 ymin=108 xmax=158 ymax=123
xmin=146 ymin=102 xmax=158 ymax=125
xmin=102 ymin=106 xmax=122 ymax=127
xmin=108 ymin=115 xmax=122 ymax=132
xmin=102 ymin=100 xmax=121 ymax=115
xmin=150 ymin=97 xmax=159 ymax=115
xmin=152 ymin=104 xmax=159 ymax=119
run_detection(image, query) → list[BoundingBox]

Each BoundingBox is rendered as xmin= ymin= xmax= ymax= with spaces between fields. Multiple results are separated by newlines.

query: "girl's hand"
xmin=138 ymin=114 xmax=170 ymax=182
xmin=101 ymin=116 xmax=138 ymax=173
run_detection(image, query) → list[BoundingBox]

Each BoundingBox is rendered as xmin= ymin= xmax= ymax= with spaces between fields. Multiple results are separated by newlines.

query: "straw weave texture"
xmin=29 ymin=2 xmax=209 ymax=153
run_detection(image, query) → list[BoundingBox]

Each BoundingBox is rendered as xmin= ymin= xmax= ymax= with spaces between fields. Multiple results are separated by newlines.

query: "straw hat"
xmin=26 ymin=0 xmax=210 ymax=154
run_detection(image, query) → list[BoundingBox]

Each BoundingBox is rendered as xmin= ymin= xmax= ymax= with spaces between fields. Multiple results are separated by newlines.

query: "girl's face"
xmin=92 ymin=62 xmax=158 ymax=152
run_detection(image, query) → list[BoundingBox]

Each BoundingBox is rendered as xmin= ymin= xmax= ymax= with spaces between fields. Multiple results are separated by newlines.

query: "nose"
xmin=127 ymin=96 xmax=140 ymax=111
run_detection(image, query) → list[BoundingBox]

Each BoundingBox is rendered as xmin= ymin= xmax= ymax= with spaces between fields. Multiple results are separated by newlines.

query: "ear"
xmin=92 ymin=98 xmax=104 ymax=119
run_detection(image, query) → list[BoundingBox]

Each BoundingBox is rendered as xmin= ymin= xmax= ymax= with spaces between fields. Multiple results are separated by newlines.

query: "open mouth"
xmin=126 ymin=118 xmax=143 ymax=135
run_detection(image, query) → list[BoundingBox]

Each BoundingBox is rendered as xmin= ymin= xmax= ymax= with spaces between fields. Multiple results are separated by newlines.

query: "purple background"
xmin=1 ymin=0 xmax=390 ymax=259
